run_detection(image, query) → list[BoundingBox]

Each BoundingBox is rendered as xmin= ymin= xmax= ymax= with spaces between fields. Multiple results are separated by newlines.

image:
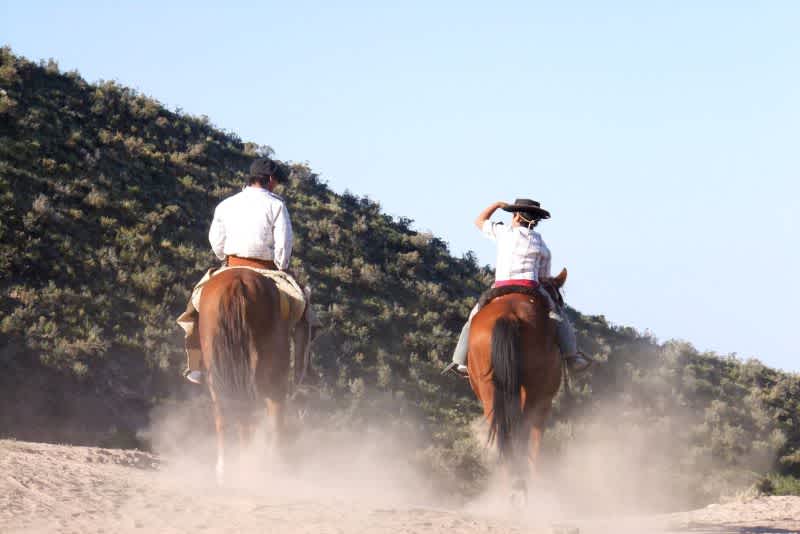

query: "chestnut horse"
xmin=197 ymin=268 xmax=291 ymax=483
xmin=467 ymin=269 xmax=567 ymax=500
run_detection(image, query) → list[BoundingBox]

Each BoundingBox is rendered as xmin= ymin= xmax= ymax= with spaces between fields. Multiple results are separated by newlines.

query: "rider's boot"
xmin=443 ymin=320 xmax=471 ymax=378
xmin=184 ymin=368 xmax=204 ymax=385
xmin=183 ymin=327 xmax=205 ymax=385
xmin=564 ymin=352 xmax=594 ymax=374
xmin=442 ymin=362 xmax=469 ymax=376
xmin=550 ymin=307 xmax=594 ymax=375
xmin=548 ymin=299 xmax=594 ymax=375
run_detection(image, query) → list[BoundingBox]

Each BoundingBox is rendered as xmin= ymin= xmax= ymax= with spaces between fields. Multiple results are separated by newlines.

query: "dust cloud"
xmin=139 ymin=392 xmax=704 ymax=529
xmin=142 ymin=394 xmax=441 ymax=509
xmin=4 ymin=391 xmax=797 ymax=533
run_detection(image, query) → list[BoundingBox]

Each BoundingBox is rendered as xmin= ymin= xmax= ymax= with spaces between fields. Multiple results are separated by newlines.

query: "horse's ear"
xmin=553 ymin=268 xmax=567 ymax=288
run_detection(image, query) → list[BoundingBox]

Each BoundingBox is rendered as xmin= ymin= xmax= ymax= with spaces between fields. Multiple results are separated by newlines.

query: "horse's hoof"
xmin=509 ymin=479 xmax=527 ymax=507
xmin=509 ymin=490 xmax=526 ymax=507
xmin=215 ymin=460 xmax=225 ymax=486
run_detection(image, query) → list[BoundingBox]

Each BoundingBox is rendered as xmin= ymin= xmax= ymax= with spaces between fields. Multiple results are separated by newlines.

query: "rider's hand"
xmin=497 ymin=201 xmax=509 ymax=209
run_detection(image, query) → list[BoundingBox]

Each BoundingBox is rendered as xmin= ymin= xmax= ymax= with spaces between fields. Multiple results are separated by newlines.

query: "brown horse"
xmin=467 ymin=270 xmax=567 ymax=500
xmin=197 ymin=268 xmax=292 ymax=483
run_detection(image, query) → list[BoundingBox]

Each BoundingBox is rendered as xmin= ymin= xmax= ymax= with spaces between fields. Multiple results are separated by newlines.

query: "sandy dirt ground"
xmin=2 ymin=439 xmax=799 ymax=534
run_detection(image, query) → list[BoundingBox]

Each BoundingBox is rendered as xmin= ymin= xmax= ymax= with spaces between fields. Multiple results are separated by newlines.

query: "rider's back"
xmin=210 ymin=187 xmax=292 ymax=264
xmin=483 ymin=221 xmax=551 ymax=282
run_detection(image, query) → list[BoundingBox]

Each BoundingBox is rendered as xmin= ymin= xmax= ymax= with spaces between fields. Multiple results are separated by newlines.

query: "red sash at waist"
xmin=493 ymin=279 xmax=539 ymax=288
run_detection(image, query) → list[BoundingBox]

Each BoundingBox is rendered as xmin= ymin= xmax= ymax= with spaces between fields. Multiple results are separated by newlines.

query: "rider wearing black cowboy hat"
xmin=444 ymin=198 xmax=592 ymax=376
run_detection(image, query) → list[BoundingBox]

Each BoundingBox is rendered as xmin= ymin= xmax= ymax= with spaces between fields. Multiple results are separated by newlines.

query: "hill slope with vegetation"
xmin=1 ymin=48 xmax=798 ymax=505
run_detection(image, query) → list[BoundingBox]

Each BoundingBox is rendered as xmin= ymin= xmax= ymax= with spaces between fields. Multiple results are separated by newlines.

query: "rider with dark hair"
xmin=177 ymin=157 xmax=317 ymax=385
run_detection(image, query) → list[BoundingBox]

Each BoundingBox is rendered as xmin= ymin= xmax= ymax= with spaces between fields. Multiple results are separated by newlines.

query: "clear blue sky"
xmin=3 ymin=1 xmax=799 ymax=371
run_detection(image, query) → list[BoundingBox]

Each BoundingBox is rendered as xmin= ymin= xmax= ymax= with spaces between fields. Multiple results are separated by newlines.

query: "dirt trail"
xmin=2 ymin=439 xmax=798 ymax=533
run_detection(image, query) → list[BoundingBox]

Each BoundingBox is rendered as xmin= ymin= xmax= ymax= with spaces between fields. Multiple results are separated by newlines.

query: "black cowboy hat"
xmin=249 ymin=157 xmax=290 ymax=183
xmin=501 ymin=198 xmax=551 ymax=219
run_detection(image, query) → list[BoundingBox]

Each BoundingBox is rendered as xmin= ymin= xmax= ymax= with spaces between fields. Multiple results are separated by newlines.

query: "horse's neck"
xmin=540 ymin=280 xmax=564 ymax=307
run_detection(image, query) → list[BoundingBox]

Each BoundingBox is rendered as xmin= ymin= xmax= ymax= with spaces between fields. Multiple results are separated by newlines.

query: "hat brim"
xmin=502 ymin=205 xmax=551 ymax=219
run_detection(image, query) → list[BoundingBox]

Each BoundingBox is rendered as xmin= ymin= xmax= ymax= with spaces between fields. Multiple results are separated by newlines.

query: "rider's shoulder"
xmin=215 ymin=192 xmax=239 ymax=210
xmin=265 ymin=191 xmax=286 ymax=203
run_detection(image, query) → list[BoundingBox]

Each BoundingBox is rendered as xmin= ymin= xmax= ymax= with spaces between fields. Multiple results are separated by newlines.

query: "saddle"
xmin=187 ymin=266 xmax=306 ymax=324
xmin=477 ymin=278 xmax=564 ymax=310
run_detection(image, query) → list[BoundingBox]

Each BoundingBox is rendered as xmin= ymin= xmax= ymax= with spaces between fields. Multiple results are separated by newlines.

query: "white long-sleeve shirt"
xmin=208 ymin=186 xmax=293 ymax=270
xmin=482 ymin=220 xmax=551 ymax=282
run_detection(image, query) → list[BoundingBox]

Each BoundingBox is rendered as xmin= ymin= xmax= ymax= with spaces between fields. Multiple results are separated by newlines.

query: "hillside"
xmin=1 ymin=48 xmax=798 ymax=506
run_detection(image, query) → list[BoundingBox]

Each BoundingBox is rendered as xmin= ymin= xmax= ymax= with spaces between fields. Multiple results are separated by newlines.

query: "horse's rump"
xmin=190 ymin=266 xmax=305 ymax=324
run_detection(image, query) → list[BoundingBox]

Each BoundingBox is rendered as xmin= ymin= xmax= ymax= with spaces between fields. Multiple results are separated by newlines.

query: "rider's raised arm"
xmin=474 ymin=201 xmax=508 ymax=231
xmin=273 ymin=202 xmax=293 ymax=271
xmin=208 ymin=204 xmax=227 ymax=260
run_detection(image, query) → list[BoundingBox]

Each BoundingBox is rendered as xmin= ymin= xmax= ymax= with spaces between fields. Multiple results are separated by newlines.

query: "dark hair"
xmin=248 ymin=157 xmax=289 ymax=185
xmin=248 ymin=174 xmax=271 ymax=186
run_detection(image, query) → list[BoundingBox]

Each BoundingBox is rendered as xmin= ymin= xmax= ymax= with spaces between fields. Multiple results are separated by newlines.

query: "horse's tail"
xmin=209 ymin=278 xmax=258 ymax=416
xmin=488 ymin=315 xmax=523 ymax=460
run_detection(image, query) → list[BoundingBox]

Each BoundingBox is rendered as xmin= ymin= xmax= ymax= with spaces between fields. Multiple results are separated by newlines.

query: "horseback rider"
xmin=179 ymin=157 xmax=317 ymax=384
xmin=444 ymin=199 xmax=592 ymax=377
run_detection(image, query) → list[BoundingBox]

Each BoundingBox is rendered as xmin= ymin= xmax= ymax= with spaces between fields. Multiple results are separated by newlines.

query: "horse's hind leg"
xmin=237 ymin=418 xmax=254 ymax=474
xmin=238 ymin=420 xmax=254 ymax=446
xmin=265 ymin=397 xmax=284 ymax=451
xmin=507 ymin=404 xmax=550 ymax=505
xmin=259 ymin=335 xmax=289 ymax=459
xmin=209 ymin=392 xmax=226 ymax=485
xmin=509 ymin=426 xmax=531 ymax=506
xmin=525 ymin=404 xmax=550 ymax=480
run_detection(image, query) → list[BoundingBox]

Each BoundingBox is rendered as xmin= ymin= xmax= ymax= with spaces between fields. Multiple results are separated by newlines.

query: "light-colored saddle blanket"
xmin=177 ymin=266 xmax=306 ymax=336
